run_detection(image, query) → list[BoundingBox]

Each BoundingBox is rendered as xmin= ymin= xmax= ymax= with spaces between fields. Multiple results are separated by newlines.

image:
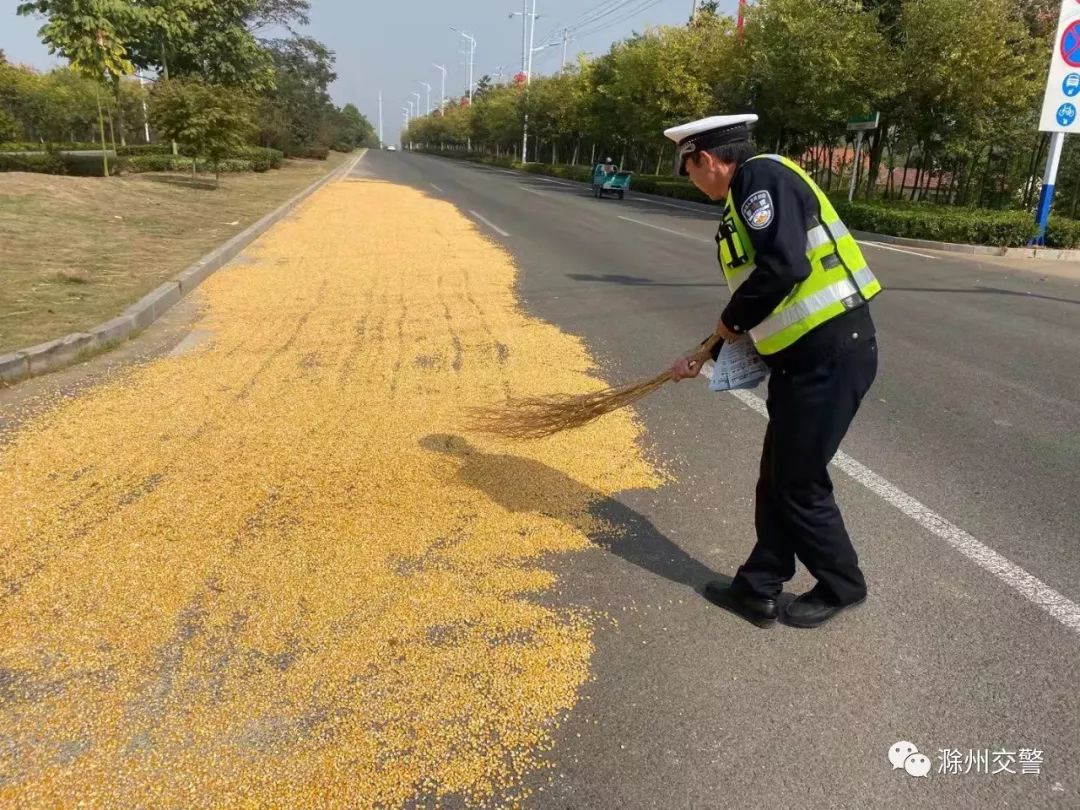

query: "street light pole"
xmin=420 ymin=82 xmax=432 ymax=115
xmin=138 ymin=73 xmax=151 ymax=143
xmin=518 ymin=0 xmax=538 ymax=163
xmin=433 ymin=64 xmax=447 ymax=115
xmin=411 ymin=92 xmax=421 ymax=119
xmin=378 ymin=90 xmax=384 ymax=148
xmin=450 ymin=28 xmax=477 ymax=103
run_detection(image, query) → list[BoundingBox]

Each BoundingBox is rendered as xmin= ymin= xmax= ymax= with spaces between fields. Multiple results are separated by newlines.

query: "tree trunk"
xmin=911 ymin=155 xmax=924 ymax=201
xmin=95 ymin=87 xmax=110 ymax=177
xmin=865 ymin=116 xmax=889 ymax=200
xmin=114 ymin=80 xmax=127 ymax=147
xmin=590 ymin=142 xmax=596 ymax=167
xmin=1070 ymin=173 xmax=1080 ymax=217
xmin=654 ymin=142 xmax=665 ymax=175
xmin=826 ymin=147 xmax=834 ymax=191
xmin=107 ymin=111 xmax=118 ymax=157
xmin=884 ymin=141 xmax=896 ymax=198
xmin=161 ymin=43 xmax=179 ymax=157
xmin=572 ymin=138 xmax=580 ymax=166
xmin=1024 ymin=133 xmax=1048 ymax=209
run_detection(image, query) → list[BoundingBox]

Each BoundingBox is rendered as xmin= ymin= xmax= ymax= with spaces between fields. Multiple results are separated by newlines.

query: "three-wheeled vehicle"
xmin=591 ymin=164 xmax=632 ymax=199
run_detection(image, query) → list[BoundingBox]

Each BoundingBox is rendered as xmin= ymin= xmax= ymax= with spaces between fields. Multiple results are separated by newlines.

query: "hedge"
xmin=286 ymin=145 xmax=329 ymax=160
xmin=0 ymin=151 xmax=128 ymax=176
xmin=116 ymin=143 xmax=173 ymax=156
xmin=0 ymin=152 xmax=66 ymax=173
xmin=232 ymin=146 xmax=284 ymax=171
xmin=127 ymin=154 xmax=255 ymax=173
xmin=825 ymin=200 xmax=1080 ymax=248
xmin=0 ymin=140 xmax=99 ymax=152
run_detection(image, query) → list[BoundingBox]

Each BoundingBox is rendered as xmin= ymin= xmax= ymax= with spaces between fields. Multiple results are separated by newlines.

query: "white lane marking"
xmin=858 ymin=240 xmax=934 ymax=259
xmin=468 ymin=210 xmax=510 ymax=237
xmin=531 ymin=175 xmax=576 ymax=187
xmin=429 ymin=183 xmax=445 ymax=192
xmin=630 ymin=195 xmax=712 ymax=213
xmin=725 ymin=388 xmax=1080 ymax=634
xmin=617 ymin=215 xmax=713 ymax=244
xmin=519 ymin=185 xmax=553 ymax=197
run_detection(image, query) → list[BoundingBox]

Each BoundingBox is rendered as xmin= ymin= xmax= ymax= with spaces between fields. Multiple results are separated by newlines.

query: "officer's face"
xmin=685 ymin=151 xmax=736 ymax=201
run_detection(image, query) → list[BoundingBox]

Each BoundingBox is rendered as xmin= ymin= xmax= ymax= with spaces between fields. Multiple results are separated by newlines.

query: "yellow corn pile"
xmin=0 ymin=175 xmax=664 ymax=807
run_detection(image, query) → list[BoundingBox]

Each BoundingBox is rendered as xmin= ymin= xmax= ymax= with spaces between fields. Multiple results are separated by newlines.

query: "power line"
xmin=572 ymin=0 xmax=665 ymax=39
xmin=538 ymin=0 xmax=631 ymax=43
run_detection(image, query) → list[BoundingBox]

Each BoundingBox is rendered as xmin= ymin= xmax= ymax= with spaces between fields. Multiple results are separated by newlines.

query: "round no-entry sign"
xmin=1062 ymin=20 xmax=1080 ymax=67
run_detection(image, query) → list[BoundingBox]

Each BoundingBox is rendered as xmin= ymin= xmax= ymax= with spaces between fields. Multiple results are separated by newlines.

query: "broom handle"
xmin=665 ymin=332 xmax=726 ymax=382
xmin=692 ymin=332 xmax=725 ymax=365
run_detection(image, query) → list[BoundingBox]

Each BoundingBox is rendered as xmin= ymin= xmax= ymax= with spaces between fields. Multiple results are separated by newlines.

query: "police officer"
xmin=665 ymin=114 xmax=882 ymax=628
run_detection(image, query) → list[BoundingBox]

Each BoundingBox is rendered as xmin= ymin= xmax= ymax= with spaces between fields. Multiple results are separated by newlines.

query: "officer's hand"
xmin=714 ymin=319 xmax=739 ymax=343
xmin=670 ymin=354 xmax=700 ymax=382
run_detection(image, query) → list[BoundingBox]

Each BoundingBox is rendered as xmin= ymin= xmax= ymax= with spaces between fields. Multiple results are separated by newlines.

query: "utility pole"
xmin=690 ymin=0 xmax=698 ymax=22
xmin=378 ymin=90 xmax=384 ymax=148
xmin=433 ymin=64 xmax=447 ymax=115
xmin=560 ymin=29 xmax=570 ymax=72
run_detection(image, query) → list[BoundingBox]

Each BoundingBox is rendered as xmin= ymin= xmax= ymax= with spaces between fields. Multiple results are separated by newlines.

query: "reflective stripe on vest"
xmin=718 ymin=154 xmax=882 ymax=355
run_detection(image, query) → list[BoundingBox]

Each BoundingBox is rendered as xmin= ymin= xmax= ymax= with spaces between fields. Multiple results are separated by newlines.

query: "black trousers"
xmin=732 ymin=336 xmax=878 ymax=606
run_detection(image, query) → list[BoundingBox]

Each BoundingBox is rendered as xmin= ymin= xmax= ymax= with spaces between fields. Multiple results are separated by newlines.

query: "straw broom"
xmin=470 ymin=333 xmax=724 ymax=440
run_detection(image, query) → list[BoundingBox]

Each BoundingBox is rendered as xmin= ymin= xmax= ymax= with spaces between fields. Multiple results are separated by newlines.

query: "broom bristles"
xmin=469 ymin=336 xmax=723 ymax=440
xmin=468 ymin=370 xmax=673 ymax=439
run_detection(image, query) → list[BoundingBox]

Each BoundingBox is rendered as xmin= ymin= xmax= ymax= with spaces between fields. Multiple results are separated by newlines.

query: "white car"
xmin=386 ymin=145 xmax=397 ymax=151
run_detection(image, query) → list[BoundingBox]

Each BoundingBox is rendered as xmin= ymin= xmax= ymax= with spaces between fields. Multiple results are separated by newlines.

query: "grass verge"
xmin=0 ymin=151 xmax=347 ymax=353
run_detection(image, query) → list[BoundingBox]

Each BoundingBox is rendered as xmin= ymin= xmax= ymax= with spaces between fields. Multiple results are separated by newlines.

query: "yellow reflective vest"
xmin=718 ymin=154 xmax=882 ymax=356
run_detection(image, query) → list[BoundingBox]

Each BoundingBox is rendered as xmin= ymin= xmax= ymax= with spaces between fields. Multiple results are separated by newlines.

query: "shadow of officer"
xmin=419 ymin=433 xmax=720 ymax=591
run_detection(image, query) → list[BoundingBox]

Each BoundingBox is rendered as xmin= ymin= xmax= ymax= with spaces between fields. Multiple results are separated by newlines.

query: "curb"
xmin=850 ymin=230 xmax=1080 ymax=262
xmin=0 ymin=150 xmax=365 ymax=387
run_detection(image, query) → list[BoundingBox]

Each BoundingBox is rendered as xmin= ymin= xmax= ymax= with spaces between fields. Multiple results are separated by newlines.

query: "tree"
xmin=258 ymin=35 xmax=336 ymax=154
xmin=740 ymin=0 xmax=895 ymax=159
xmin=125 ymin=0 xmax=274 ymax=91
xmin=17 ymin=0 xmax=144 ymax=174
xmin=325 ymin=103 xmax=376 ymax=151
xmin=149 ymin=78 xmax=254 ymax=184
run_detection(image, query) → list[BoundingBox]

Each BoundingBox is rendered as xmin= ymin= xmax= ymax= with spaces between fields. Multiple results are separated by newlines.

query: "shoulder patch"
xmin=741 ymin=190 xmax=774 ymax=230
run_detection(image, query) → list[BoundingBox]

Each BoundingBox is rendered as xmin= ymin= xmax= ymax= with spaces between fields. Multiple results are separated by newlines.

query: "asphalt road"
xmin=358 ymin=150 xmax=1080 ymax=808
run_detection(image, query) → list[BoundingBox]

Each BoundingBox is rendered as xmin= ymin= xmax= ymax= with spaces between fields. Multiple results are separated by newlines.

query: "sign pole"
xmin=1033 ymin=0 xmax=1080 ymax=244
xmin=1033 ymin=131 xmax=1065 ymax=245
xmin=848 ymin=131 xmax=864 ymax=203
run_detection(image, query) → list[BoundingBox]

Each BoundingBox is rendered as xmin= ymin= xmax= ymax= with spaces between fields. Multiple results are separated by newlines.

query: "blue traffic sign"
xmin=1065 ymin=73 xmax=1080 ymax=97
xmin=1058 ymin=103 xmax=1077 ymax=127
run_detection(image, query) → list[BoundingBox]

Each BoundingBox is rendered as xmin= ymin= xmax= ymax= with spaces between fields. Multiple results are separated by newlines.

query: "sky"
xmin=4 ymin=0 xmax=741 ymax=144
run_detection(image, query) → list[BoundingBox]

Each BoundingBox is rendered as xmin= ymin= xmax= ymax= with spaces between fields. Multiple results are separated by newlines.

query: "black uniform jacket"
xmin=716 ymin=156 xmax=875 ymax=373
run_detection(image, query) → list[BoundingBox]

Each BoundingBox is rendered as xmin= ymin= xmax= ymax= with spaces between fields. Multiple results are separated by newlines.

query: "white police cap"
xmin=664 ymin=114 xmax=758 ymax=174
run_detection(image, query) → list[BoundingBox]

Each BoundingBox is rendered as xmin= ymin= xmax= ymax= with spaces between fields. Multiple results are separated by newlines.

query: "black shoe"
xmin=783 ymin=591 xmax=865 ymax=628
xmin=702 ymin=581 xmax=777 ymax=628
